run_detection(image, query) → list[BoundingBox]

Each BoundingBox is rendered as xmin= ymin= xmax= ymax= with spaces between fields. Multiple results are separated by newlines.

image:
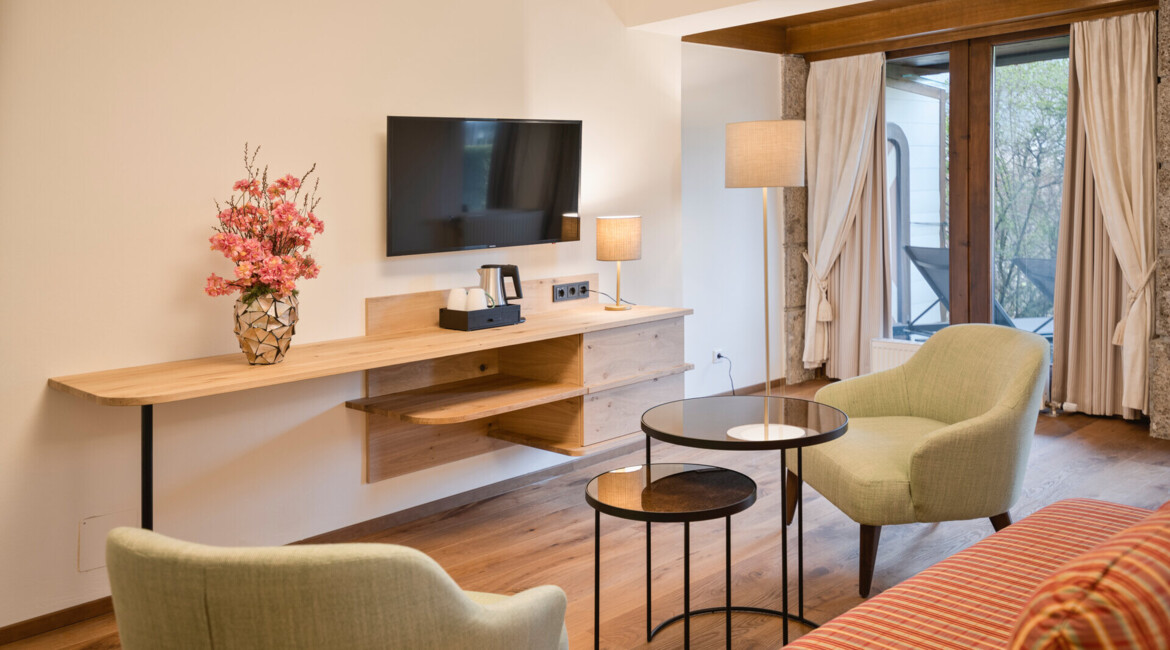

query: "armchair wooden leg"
xmin=990 ymin=512 xmax=1012 ymax=532
xmin=784 ymin=470 xmax=799 ymax=526
xmin=859 ymin=525 xmax=881 ymax=597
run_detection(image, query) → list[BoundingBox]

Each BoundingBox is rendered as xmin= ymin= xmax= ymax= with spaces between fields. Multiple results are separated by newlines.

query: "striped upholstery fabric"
xmin=785 ymin=499 xmax=1151 ymax=649
xmin=1010 ymin=501 xmax=1170 ymax=649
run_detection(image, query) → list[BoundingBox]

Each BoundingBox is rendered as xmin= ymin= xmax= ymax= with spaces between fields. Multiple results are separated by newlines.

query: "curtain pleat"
xmin=1052 ymin=47 xmax=1137 ymax=418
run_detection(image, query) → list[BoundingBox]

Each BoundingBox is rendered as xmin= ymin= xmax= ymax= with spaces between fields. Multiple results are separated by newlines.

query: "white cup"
xmin=466 ymin=288 xmax=489 ymax=311
xmin=446 ymin=288 xmax=467 ymax=311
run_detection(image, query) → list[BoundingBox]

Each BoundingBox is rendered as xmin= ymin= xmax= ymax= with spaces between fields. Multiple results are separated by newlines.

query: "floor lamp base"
xmin=727 ymin=423 xmax=807 ymax=442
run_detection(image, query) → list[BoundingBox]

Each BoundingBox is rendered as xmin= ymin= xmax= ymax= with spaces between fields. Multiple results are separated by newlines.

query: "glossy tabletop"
xmin=585 ymin=463 xmax=758 ymax=523
xmin=641 ymin=396 xmax=848 ymax=451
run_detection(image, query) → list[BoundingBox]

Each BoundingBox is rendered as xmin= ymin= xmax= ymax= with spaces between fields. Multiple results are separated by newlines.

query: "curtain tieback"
xmin=1112 ymin=264 xmax=1156 ymax=346
xmin=802 ymin=251 xmax=834 ymax=323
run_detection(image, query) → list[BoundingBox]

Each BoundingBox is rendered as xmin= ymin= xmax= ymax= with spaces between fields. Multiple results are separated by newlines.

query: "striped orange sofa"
xmin=786 ymin=498 xmax=1170 ymax=649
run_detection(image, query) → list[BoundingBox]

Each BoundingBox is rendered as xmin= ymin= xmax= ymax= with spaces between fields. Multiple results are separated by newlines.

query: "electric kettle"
xmin=477 ymin=264 xmax=523 ymax=306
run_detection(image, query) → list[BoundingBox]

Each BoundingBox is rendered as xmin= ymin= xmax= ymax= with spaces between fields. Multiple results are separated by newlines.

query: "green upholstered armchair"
xmin=785 ymin=324 xmax=1050 ymax=597
xmin=107 ymin=527 xmax=569 ymax=650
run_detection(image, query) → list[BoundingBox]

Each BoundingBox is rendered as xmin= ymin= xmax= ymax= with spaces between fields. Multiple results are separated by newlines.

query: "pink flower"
xmin=204 ymin=274 xmax=233 ymax=297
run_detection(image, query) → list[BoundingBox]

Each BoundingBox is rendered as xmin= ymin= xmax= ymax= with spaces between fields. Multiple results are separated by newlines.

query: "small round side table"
xmin=586 ymin=463 xmax=757 ymax=650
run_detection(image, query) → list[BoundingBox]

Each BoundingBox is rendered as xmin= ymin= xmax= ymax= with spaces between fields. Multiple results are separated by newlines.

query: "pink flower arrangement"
xmin=205 ymin=145 xmax=323 ymax=302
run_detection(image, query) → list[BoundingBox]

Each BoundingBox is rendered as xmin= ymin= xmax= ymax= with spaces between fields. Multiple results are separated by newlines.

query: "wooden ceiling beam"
xmin=681 ymin=0 xmax=1156 ymax=59
xmin=787 ymin=0 xmax=1156 ymax=58
xmin=682 ymin=23 xmax=786 ymax=54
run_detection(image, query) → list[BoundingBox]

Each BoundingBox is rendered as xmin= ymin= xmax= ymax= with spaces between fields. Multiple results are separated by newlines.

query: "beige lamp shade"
xmin=561 ymin=213 xmax=580 ymax=240
xmin=596 ymin=215 xmax=641 ymax=261
xmin=725 ymin=120 xmax=806 ymax=188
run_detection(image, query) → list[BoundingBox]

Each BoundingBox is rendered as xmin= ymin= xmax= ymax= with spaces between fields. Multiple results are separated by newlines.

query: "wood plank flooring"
xmin=7 ymin=380 xmax=1170 ymax=649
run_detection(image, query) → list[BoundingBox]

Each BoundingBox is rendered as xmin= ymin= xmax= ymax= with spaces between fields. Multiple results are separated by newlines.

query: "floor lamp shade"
xmin=725 ymin=120 xmax=806 ymax=189
xmin=596 ymin=216 xmax=641 ymax=261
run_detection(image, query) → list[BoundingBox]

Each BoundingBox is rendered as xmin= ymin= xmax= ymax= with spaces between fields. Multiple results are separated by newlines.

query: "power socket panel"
xmin=552 ymin=281 xmax=590 ymax=302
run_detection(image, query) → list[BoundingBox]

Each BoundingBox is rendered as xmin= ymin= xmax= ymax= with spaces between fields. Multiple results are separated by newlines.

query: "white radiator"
xmin=870 ymin=338 xmax=923 ymax=373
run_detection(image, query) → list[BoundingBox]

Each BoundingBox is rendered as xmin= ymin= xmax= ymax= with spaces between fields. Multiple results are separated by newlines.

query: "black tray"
xmin=439 ymin=304 xmax=524 ymax=331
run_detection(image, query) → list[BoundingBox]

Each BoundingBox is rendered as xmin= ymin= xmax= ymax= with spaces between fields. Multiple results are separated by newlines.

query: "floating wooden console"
xmin=49 ymin=273 xmax=692 ymax=486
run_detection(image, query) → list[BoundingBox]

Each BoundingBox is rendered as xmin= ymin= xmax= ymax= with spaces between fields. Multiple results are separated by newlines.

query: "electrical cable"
xmin=587 ymin=289 xmax=636 ymax=306
xmin=715 ymin=352 xmax=735 ymax=396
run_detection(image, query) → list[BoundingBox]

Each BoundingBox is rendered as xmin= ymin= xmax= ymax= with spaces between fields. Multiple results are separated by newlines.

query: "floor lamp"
xmin=724 ymin=120 xmax=806 ymax=440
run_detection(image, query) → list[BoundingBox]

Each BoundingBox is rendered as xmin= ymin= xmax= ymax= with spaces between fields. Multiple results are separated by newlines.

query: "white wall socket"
xmin=712 ymin=349 xmax=723 ymax=363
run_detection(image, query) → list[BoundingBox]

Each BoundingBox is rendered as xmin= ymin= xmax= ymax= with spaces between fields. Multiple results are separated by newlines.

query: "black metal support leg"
xmin=595 ymin=509 xmax=601 ymax=650
xmin=781 ymin=450 xmax=789 ymax=644
xmin=798 ymin=448 xmax=804 ymax=620
xmin=726 ymin=515 xmax=732 ymax=650
xmin=684 ymin=521 xmax=691 ymax=649
xmin=141 ymin=404 xmax=153 ymax=530
xmin=647 ymin=520 xmax=652 ymax=642
xmin=645 ymin=434 xmax=652 ymax=642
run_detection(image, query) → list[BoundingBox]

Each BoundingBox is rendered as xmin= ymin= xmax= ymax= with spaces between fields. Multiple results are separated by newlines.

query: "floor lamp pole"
xmin=762 ymin=187 xmax=771 ymax=420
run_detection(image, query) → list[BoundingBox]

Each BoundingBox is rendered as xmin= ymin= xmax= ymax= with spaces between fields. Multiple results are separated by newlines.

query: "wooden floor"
xmin=8 ymin=380 xmax=1170 ymax=649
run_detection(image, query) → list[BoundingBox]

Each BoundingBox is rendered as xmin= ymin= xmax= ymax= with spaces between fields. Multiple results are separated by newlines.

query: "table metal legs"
xmin=141 ymin=405 xmax=153 ymax=530
xmin=595 ymin=509 xmax=600 ymax=650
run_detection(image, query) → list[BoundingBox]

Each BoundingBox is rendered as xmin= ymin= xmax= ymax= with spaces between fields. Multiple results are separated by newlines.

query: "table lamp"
xmin=725 ymin=120 xmax=805 ymax=440
xmin=596 ymin=215 xmax=641 ymax=311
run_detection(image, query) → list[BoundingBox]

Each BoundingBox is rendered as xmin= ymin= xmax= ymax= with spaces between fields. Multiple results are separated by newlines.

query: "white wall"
xmin=681 ymin=43 xmax=783 ymax=398
xmin=0 ymin=0 xmax=681 ymax=625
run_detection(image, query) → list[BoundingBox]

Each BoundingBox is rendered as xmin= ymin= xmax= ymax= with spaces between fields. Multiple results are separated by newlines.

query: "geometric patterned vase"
xmin=233 ymin=294 xmax=298 ymax=365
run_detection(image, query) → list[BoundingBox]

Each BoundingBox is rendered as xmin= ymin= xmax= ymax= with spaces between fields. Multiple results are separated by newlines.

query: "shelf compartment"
xmin=345 ymin=374 xmax=586 ymax=425
xmin=487 ymin=429 xmax=643 ymax=457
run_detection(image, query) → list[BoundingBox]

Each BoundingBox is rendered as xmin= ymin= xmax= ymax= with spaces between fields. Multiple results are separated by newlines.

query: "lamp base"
xmin=726 ymin=423 xmax=807 ymax=442
xmin=605 ymin=304 xmax=632 ymax=311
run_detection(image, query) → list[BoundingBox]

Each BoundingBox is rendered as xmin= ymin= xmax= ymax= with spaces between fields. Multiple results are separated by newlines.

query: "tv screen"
xmin=386 ymin=116 xmax=582 ymax=257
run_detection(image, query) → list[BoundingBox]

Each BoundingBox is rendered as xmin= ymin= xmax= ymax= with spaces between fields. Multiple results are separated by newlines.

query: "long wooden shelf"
xmin=345 ymin=375 xmax=586 ymax=425
xmin=47 ymin=305 xmax=692 ymax=406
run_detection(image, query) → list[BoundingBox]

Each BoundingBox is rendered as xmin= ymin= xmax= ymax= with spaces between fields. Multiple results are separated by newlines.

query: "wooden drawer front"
xmin=583 ymin=373 xmax=683 ymax=446
xmin=583 ymin=318 xmax=684 ymax=386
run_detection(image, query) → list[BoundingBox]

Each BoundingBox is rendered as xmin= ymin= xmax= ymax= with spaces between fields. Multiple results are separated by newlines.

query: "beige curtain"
xmin=1052 ymin=43 xmax=1139 ymax=419
xmin=802 ymin=52 xmax=889 ymax=377
xmin=1064 ymin=12 xmax=1156 ymax=413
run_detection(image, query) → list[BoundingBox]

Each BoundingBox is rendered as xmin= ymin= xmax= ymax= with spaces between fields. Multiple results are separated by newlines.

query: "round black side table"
xmin=641 ymin=396 xmax=848 ymax=645
xmin=586 ymin=463 xmax=757 ymax=650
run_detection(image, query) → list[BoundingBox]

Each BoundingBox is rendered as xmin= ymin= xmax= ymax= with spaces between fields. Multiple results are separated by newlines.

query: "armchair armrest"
xmin=814 ymin=366 xmax=910 ymax=418
xmin=908 ymin=404 xmax=1032 ymax=522
xmin=467 ymin=585 xmax=568 ymax=650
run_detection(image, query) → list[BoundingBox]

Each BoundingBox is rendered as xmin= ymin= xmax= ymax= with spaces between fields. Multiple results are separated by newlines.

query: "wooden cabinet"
xmin=347 ymin=316 xmax=690 ymax=482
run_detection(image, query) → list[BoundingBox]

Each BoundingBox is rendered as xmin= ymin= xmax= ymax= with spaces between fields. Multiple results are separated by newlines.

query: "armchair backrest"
xmin=901 ymin=324 xmax=1050 ymax=425
xmin=107 ymin=527 xmax=566 ymax=650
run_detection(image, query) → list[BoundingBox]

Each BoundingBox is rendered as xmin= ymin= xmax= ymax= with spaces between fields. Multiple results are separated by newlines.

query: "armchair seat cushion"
xmin=794 ymin=416 xmax=949 ymax=526
xmin=466 ymin=592 xmax=570 ymax=650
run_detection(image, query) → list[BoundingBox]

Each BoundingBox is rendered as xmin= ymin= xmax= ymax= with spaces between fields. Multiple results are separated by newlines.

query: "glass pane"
xmin=886 ymin=52 xmax=951 ymax=341
xmin=992 ymin=36 xmax=1069 ymax=340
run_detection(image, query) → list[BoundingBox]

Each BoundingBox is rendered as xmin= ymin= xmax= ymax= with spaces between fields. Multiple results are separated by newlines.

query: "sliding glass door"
xmin=885 ymin=28 xmax=1070 ymax=340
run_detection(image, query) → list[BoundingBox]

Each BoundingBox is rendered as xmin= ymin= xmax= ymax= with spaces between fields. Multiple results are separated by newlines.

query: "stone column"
xmin=780 ymin=55 xmax=816 ymax=383
xmin=1151 ymin=1 xmax=1170 ymax=438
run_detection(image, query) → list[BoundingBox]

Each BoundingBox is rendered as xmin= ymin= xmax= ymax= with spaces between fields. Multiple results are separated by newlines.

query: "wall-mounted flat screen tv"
xmin=386 ymin=116 xmax=582 ymax=257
